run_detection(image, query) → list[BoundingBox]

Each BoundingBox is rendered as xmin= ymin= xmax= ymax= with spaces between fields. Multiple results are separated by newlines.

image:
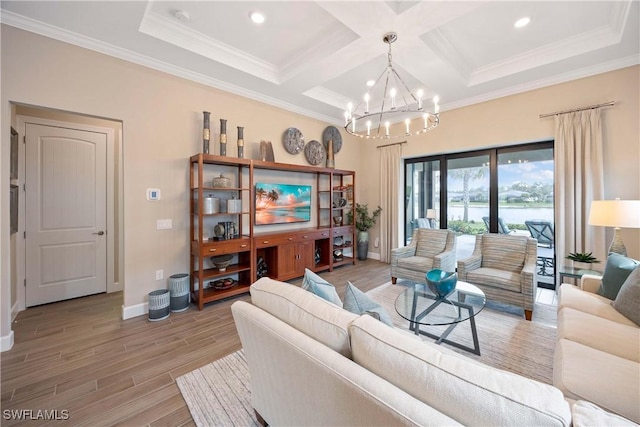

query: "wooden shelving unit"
xmin=190 ymin=153 xmax=356 ymax=309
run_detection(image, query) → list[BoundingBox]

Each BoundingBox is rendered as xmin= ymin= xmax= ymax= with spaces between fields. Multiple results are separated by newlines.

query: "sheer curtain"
xmin=554 ymin=108 xmax=606 ymax=272
xmin=379 ymin=144 xmax=402 ymax=263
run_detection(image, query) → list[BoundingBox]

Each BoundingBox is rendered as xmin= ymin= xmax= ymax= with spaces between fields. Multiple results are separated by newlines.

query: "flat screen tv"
xmin=255 ymin=183 xmax=311 ymax=225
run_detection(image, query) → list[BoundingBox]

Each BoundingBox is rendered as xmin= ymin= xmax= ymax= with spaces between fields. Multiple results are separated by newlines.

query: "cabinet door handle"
xmin=240 ymin=244 xmax=247 ymax=248
xmin=209 ymin=248 xmax=217 ymax=252
xmin=263 ymin=240 xmax=269 ymax=244
xmin=288 ymin=237 xmax=293 ymax=241
xmin=302 ymin=235 xmax=308 ymax=239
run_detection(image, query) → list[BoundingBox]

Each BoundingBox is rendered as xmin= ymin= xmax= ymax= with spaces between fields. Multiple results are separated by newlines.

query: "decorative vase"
xmin=219 ymin=119 xmax=227 ymax=156
xmin=237 ymin=126 xmax=244 ymax=159
xmin=357 ymin=231 xmax=369 ymax=261
xmin=202 ymin=111 xmax=211 ymax=154
xmin=425 ymin=269 xmax=458 ymax=299
xmin=573 ymin=261 xmax=593 ymax=271
xmin=326 ymin=139 xmax=335 ymax=168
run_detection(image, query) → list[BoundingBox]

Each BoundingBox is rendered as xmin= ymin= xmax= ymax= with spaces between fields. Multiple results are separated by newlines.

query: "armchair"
xmin=457 ymin=233 xmax=538 ymax=320
xmin=391 ymin=229 xmax=456 ymax=285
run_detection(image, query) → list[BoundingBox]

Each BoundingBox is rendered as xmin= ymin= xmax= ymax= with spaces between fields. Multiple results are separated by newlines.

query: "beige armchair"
xmin=391 ymin=229 xmax=456 ymax=285
xmin=457 ymin=233 xmax=538 ymax=321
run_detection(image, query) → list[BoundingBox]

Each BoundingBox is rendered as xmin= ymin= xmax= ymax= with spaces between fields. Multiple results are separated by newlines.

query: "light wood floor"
xmin=1 ymin=260 xmax=392 ymax=426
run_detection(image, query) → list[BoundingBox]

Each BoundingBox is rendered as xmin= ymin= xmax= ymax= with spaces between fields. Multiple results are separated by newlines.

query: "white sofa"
xmin=232 ymin=277 xmax=572 ymax=426
xmin=555 ymin=275 xmax=640 ymax=424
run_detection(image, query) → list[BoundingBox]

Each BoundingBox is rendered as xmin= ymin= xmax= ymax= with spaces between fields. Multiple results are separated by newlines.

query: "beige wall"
xmin=1 ymin=25 xmax=638 ymax=338
xmin=361 ymin=65 xmax=640 ymax=261
xmin=0 ymin=25 xmax=363 ymax=326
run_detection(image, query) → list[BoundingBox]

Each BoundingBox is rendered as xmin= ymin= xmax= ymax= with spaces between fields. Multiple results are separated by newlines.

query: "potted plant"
xmin=565 ymin=252 xmax=600 ymax=270
xmin=346 ymin=203 xmax=382 ymax=260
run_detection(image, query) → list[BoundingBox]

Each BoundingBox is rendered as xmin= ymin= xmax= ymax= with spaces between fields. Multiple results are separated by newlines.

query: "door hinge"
xmin=23 ymin=183 xmax=26 ymax=191
xmin=23 ymin=231 xmax=26 ymax=239
xmin=24 ymin=279 xmax=26 ymax=287
xmin=23 ymin=136 xmax=26 ymax=144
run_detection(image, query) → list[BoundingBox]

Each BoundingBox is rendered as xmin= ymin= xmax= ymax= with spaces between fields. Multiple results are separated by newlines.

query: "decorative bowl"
xmin=333 ymin=216 xmax=342 ymax=226
xmin=425 ymin=269 xmax=457 ymax=298
xmin=210 ymin=254 xmax=233 ymax=271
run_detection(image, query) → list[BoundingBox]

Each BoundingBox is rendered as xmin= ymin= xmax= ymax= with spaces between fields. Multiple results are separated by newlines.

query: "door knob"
xmin=93 ymin=231 xmax=105 ymax=236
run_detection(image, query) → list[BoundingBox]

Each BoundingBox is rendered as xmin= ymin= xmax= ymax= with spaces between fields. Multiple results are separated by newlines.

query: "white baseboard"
xmin=122 ymin=302 xmax=148 ymax=320
xmin=368 ymin=252 xmax=381 ymax=260
xmin=11 ymin=301 xmax=20 ymax=322
xmin=1 ymin=330 xmax=14 ymax=352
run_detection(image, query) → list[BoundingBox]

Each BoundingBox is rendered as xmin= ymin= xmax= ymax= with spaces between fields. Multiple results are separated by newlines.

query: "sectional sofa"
xmin=555 ymin=274 xmax=640 ymax=424
xmin=232 ymin=277 xmax=578 ymax=426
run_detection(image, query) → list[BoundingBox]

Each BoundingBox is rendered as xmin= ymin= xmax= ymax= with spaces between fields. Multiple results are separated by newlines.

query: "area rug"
xmin=177 ymin=282 xmax=557 ymax=426
xmin=176 ymin=351 xmax=259 ymax=427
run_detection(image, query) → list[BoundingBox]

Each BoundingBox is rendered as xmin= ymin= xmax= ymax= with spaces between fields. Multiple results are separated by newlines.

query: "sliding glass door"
xmin=404 ymin=141 xmax=555 ymax=286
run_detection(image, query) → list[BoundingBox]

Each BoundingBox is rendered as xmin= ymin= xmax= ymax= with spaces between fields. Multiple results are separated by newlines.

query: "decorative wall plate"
xmin=304 ymin=140 xmax=326 ymax=165
xmin=283 ymin=127 xmax=305 ymax=154
xmin=322 ymin=126 xmax=342 ymax=153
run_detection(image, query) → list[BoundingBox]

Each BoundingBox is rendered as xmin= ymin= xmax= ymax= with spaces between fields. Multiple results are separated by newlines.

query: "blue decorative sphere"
xmin=425 ymin=269 xmax=458 ymax=298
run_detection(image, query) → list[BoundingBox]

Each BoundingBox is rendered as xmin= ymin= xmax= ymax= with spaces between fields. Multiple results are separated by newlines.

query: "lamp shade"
xmin=589 ymin=200 xmax=640 ymax=228
xmin=426 ymin=209 xmax=437 ymax=219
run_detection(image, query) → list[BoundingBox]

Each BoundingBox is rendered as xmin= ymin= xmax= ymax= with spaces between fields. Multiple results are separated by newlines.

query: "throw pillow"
xmin=612 ymin=266 xmax=640 ymax=326
xmin=343 ymin=281 xmax=393 ymax=326
xmin=301 ymin=269 xmax=342 ymax=307
xmin=597 ymin=253 xmax=640 ymax=300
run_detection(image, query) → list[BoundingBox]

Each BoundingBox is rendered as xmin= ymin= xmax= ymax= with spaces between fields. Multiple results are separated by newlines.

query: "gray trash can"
xmin=169 ymin=273 xmax=190 ymax=312
xmin=148 ymin=289 xmax=170 ymax=321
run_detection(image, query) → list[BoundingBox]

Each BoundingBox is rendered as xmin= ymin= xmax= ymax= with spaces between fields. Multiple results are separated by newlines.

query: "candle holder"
xmin=237 ymin=126 xmax=244 ymax=159
xmin=219 ymin=119 xmax=227 ymax=156
xmin=202 ymin=111 xmax=211 ymax=154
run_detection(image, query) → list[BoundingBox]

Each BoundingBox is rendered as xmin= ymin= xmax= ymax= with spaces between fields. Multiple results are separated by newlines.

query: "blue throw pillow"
xmin=598 ymin=253 xmax=640 ymax=300
xmin=301 ymin=269 xmax=342 ymax=307
xmin=612 ymin=266 xmax=640 ymax=326
xmin=343 ymin=281 xmax=394 ymax=326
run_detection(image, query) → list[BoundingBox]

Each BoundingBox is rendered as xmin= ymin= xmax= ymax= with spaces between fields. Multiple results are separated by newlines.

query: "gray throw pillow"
xmin=597 ymin=253 xmax=640 ymax=300
xmin=301 ymin=269 xmax=343 ymax=307
xmin=343 ymin=281 xmax=394 ymax=326
xmin=611 ymin=266 xmax=640 ymax=326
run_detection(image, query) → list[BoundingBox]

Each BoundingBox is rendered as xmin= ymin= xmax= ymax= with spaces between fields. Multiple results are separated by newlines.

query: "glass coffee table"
xmin=395 ymin=281 xmax=486 ymax=355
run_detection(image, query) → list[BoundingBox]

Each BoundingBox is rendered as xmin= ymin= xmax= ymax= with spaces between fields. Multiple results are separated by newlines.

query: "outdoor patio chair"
xmin=525 ymin=220 xmax=554 ymax=248
xmin=482 ymin=216 xmax=514 ymax=234
xmin=391 ymin=228 xmax=456 ymax=284
xmin=457 ymin=233 xmax=538 ymax=320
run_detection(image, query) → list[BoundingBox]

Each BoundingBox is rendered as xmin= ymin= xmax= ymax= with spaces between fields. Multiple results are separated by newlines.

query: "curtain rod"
xmin=376 ymin=141 xmax=407 ymax=149
xmin=539 ymin=101 xmax=614 ymax=118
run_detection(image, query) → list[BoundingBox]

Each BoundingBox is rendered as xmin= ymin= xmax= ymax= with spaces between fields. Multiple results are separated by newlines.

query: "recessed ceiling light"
xmin=366 ymin=80 xmax=375 ymax=87
xmin=250 ymin=11 xmax=265 ymax=24
xmin=514 ymin=17 xmax=531 ymax=28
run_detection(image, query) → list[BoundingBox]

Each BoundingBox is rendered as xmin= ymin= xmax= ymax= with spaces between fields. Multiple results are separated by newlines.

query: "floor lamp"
xmin=589 ymin=199 xmax=640 ymax=257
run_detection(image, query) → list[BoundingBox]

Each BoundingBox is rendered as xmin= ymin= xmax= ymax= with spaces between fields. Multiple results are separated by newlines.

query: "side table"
xmin=558 ymin=266 xmax=602 ymax=285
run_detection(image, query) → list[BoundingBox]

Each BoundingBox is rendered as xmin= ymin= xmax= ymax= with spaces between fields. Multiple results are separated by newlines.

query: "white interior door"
xmin=25 ymin=123 xmax=107 ymax=306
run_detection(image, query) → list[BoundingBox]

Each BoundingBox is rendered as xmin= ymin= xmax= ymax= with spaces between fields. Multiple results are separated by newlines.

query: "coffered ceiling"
xmin=1 ymin=1 xmax=638 ymax=126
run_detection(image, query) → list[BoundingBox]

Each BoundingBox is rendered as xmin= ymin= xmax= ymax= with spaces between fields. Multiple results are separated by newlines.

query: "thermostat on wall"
xmin=147 ymin=188 xmax=161 ymax=201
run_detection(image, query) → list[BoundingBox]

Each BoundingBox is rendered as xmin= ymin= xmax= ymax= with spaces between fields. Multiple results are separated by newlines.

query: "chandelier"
xmin=344 ymin=32 xmax=440 ymax=140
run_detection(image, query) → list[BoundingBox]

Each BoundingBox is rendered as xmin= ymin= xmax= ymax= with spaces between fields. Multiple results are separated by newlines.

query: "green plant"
xmin=346 ymin=203 xmax=382 ymax=232
xmin=565 ymin=252 xmax=600 ymax=263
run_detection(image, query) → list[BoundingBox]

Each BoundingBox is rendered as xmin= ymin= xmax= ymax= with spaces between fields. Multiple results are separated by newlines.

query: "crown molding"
xmin=0 ymin=11 xmax=338 ymax=125
xmin=446 ymin=55 xmax=639 ymax=113
xmin=138 ymin=11 xmax=280 ymax=84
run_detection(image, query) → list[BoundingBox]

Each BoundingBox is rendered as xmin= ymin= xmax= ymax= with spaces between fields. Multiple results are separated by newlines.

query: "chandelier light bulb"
xmin=423 ymin=113 xmax=428 ymax=129
xmin=385 ymin=121 xmax=390 ymax=136
xmin=405 ymin=118 xmax=410 ymax=134
xmin=390 ymin=88 xmax=397 ymax=110
xmin=366 ymin=120 xmax=371 ymax=136
xmin=344 ymin=111 xmax=349 ymax=125
xmin=352 ymin=117 xmax=356 ymax=132
xmin=364 ymin=93 xmax=370 ymax=114
xmin=417 ymin=89 xmax=424 ymax=110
